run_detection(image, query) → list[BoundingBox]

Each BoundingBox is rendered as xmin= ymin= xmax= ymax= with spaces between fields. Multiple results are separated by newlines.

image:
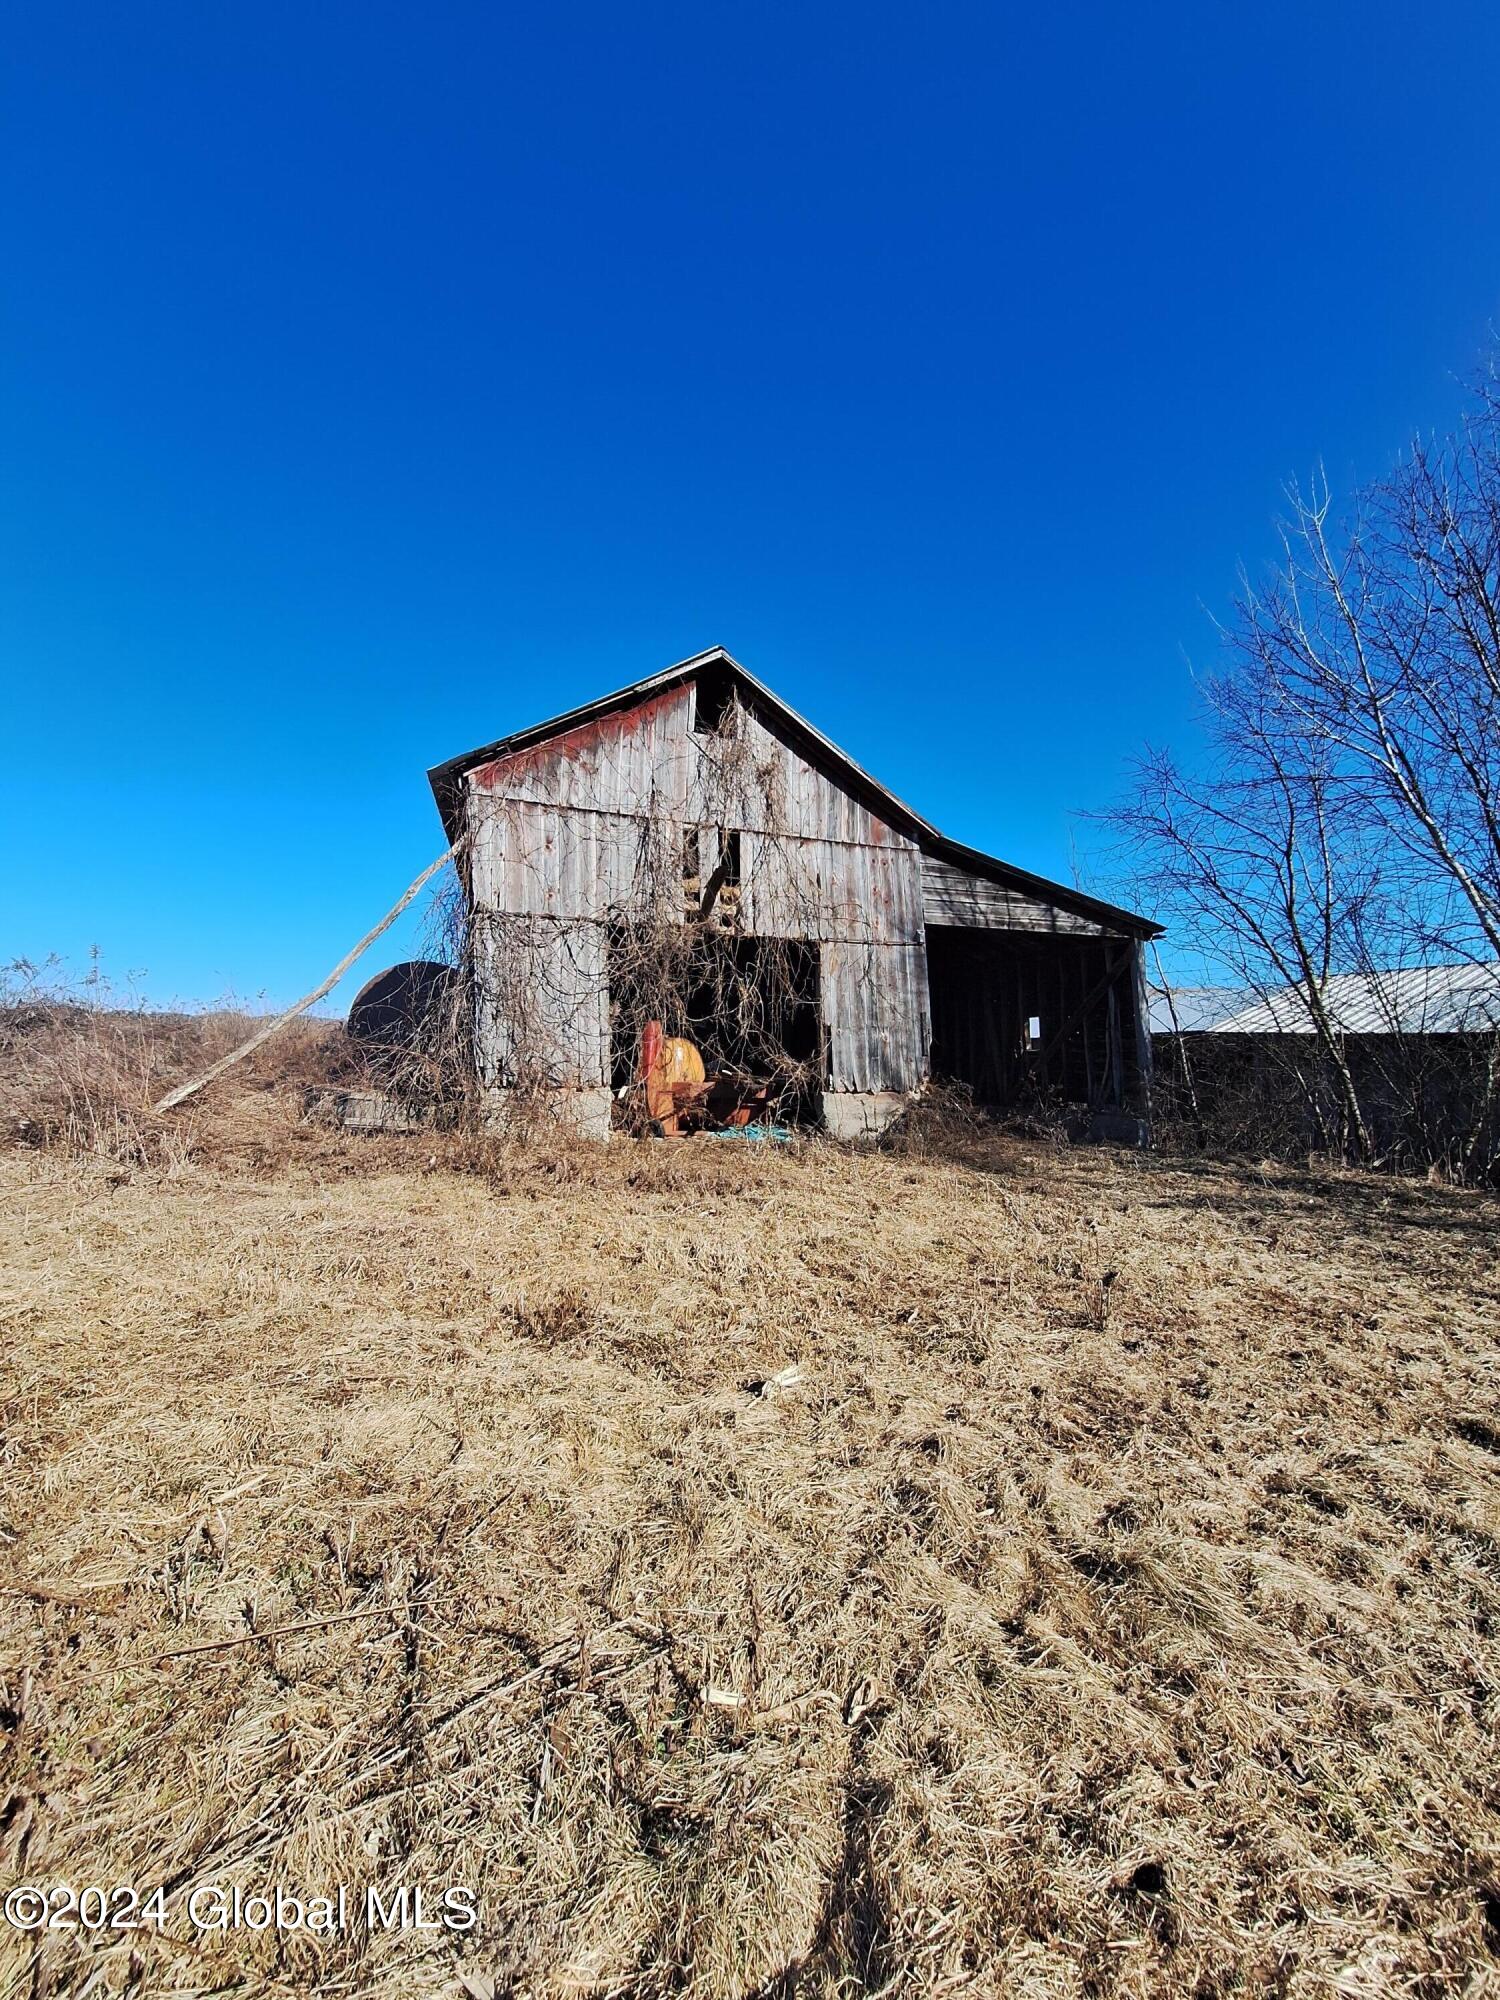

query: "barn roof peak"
xmin=427 ymin=647 xmax=1160 ymax=938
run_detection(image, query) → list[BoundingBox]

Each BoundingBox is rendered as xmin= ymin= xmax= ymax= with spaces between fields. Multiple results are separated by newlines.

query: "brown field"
xmin=2 ymin=1078 xmax=1499 ymax=1997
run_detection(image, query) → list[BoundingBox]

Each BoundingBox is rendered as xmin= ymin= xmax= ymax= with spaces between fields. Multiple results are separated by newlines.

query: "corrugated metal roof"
xmin=1146 ymin=985 xmax=1244 ymax=1033
xmin=1152 ymin=964 xmax=1500 ymax=1036
xmin=430 ymin=647 xmax=1162 ymax=940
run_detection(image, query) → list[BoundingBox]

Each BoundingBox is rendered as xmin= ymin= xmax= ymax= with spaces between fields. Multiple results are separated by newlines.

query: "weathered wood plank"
xmin=737 ymin=833 xmax=925 ymax=946
xmin=922 ymin=856 xmax=1119 ymax=937
xmin=471 ymin=915 xmax=608 ymax=1090
xmin=821 ymin=940 xmax=930 ymax=1093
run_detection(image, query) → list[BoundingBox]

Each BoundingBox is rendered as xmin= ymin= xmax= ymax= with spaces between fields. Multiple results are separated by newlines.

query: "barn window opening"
xmin=926 ymin=930 xmax=1137 ymax=1111
xmin=692 ymin=666 xmax=737 ymax=735
xmin=682 ymin=825 xmax=701 ymax=887
xmin=697 ymin=828 xmax=743 ymax=926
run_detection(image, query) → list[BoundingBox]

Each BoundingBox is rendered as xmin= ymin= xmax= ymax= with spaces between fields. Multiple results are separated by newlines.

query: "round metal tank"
xmin=347 ymin=960 xmax=461 ymax=1060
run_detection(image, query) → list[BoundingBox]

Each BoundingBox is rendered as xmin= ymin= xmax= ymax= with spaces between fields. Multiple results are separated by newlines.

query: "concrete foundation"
xmin=1076 ymin=1107 xmax=1151 ymax=1148
xmin=482 ymin=1085 xmax=614 ymax=1142
xmin=821 ymin=1091 xmax=909 ymax=1141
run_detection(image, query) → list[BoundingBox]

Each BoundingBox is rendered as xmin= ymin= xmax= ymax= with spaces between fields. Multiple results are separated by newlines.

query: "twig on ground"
xmin=156 ymin=1602 xmax=398 ymax=1663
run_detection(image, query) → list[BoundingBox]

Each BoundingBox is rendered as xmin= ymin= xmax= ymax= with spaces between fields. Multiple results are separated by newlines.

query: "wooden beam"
xmin=153 ymin=843 xmax=464 ymax=1114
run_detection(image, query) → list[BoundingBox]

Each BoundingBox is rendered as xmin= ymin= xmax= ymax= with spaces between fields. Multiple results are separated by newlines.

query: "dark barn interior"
xmin=925 ymin=926 xmax=1148 ymax=1110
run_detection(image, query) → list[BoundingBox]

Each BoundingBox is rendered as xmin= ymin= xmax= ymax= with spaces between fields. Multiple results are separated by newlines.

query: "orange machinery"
xmin=639 ymin=1020 xmax=772 ymax=1135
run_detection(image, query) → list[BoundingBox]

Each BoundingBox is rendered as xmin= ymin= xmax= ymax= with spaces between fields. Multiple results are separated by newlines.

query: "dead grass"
xmin=0 ymin=982 xmax=345 ymax=1169
xmin=2 ymin=1099 xmax=1498 ymax=1997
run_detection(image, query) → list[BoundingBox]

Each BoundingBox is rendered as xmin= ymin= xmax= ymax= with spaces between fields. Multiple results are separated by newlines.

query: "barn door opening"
xmin=606 ymin=927 xmax=822 ymax=1127
xmin=925 ymin=926 xmax=1140 ymax=1109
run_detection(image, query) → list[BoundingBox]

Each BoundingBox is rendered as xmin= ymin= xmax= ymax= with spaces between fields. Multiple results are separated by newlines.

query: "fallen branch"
xmin=157 ymin=1602 xmax=396 ymax=1662
xmin=428 ymin=1617 xmax=668 ymax=1736
xmin=152 ymin=842 xmax=464 ymax=1113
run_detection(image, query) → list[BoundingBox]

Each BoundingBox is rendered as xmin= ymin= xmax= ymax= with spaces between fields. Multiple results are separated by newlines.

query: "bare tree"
xmin=1240 ymin=373 xmax=1500 ymax=966
xmin=1111 ymin=351 xmax=1500 ymax=1172
xmin=1116 ymin=679 xmax=1376 ymax=1157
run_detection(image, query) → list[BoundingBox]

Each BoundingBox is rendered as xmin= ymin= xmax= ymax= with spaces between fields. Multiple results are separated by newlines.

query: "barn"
xmin=428 ymin=648 xmax=1160 ymax=1139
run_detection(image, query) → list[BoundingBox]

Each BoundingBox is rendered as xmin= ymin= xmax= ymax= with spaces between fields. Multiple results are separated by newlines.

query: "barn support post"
xmin=1131 ymin=937 xmax=1154 ymax=1118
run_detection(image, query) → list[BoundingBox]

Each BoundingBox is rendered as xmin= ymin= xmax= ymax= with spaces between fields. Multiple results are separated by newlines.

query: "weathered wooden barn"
xmin=428 ymin=648 xmax=1160 ymax=1139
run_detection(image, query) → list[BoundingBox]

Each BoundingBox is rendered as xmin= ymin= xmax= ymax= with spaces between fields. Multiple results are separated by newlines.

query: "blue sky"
xmin=3 ymin=3 xmax=1498 ymax=1005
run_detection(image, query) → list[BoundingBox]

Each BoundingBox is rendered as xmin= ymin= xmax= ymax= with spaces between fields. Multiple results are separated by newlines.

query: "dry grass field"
xmin=2 ymin=1072 xmax=1499 ymax=1996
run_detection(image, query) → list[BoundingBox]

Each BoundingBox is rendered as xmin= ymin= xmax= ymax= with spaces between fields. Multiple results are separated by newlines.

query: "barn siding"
xmin=822 ymin=941 xmax=931 ymax=1092
xmin=922 ymin=856 xmax=1121 ymax=937
xmin=470 ymin=914 xmax=608 ymax=1091
xmin=469 ymin=687 xmax=905 ymax=849
xmin=728 ymin=706 xmax=896 ymax=846
xmin=464 ymin=680 xmax=933 ymax=1126
xmin=469 ymin=686 xmax=697 ymax=821
xmin=472 ymin=796 xmax=672 ymax=922
xmin=741 ymin=831 xmax=924 ymax=946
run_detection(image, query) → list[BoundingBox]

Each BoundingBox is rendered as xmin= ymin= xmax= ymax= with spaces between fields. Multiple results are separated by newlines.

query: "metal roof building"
xmin=1150 ymin=964 xmax=1500 ymax=1038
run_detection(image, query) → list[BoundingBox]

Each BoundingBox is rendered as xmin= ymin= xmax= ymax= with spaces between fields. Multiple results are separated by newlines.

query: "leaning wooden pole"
xmin=152 ymin=841 xmax=464 ymax=1115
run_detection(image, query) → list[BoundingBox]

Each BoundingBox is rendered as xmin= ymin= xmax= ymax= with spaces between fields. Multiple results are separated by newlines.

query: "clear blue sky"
xmin=4 ymin=3 xmax=1497 ymax=1005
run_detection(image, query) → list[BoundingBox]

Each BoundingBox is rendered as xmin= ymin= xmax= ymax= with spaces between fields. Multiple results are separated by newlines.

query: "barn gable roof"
xmin=428 ymin=646 xmax=1161 ymax=939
